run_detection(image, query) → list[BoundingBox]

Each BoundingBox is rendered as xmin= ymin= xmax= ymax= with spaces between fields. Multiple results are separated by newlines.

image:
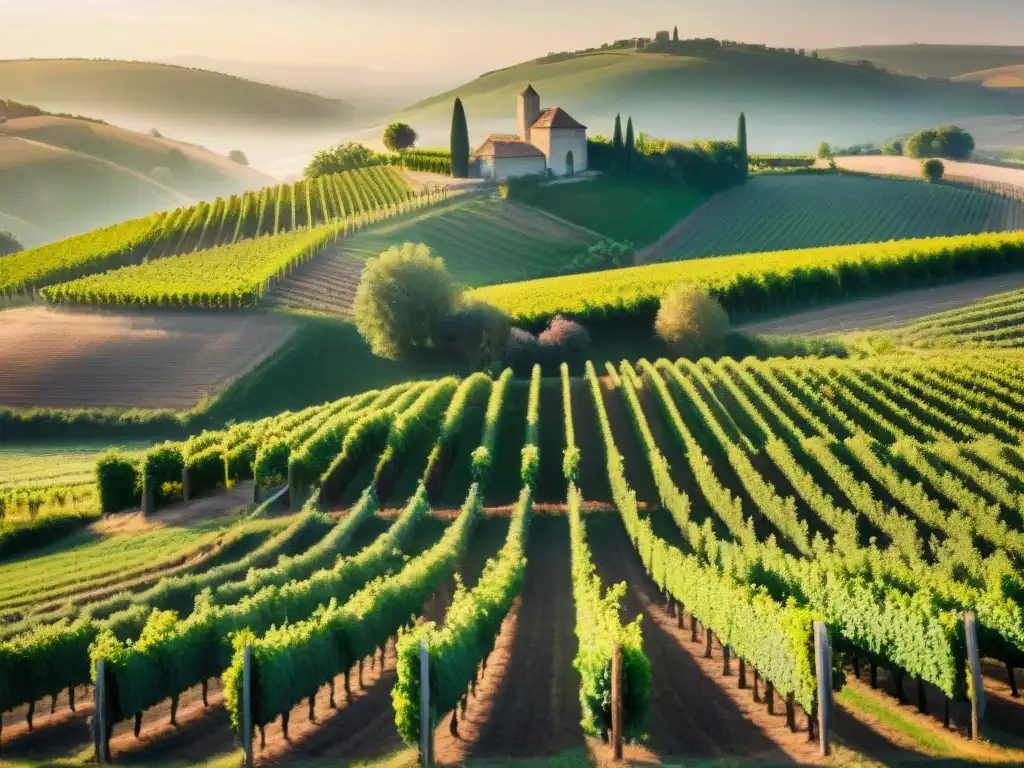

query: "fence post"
xmin=964 ymin=612 xmax=985 ymax=740
xmin=182 ymin=466 xmax=191 ymax=503
xmin=142 ymin=475 xmax=153 ymax=515
xmin=813 ymin=621 xmax=832 ymax=757
xmin=611 ymin=643 xmax=623 ymax=761
xmin=243 ymin=645 xmax=254 ymax=768
xmin=94 ymin=659 xmax=109 ymax=765
xmin=420 ymin=639 xmax=431 ymax=768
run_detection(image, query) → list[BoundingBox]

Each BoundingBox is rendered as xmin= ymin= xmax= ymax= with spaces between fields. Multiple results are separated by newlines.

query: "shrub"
xmin=504 ymin=328 xmax=541 ymax=375
xmin=439 ymin=301 xmax=511 ymax=365
xmin=353 ymin=243 xmax=461 ymax=360
xmin=538 ymin=315 xmax=591 ymax=368
xmin=817 ymin=142 xmax=833 ymax=159
xmin=559 ymin=239 xmax=634 ymax=276
xmin=228 ymin=150 xmax=249 ymax=165
xmin=383 ymin=122 xmax=418 ymax=152
xmin=922 ymin=158 xmax=945 ymax=183
xmin=149 ymin=128 xmax=162 ymax=138
xmin=882 ymin=139 xmax=904 ymax=156
xmin=655 ymin=284 xmax=730 ymax=357
xmin=96 ymin=450 xmax=140 ymax=513
xmin=142 ymin=442 xmax=185 ymax=509
xmin=906 ymin=126 xmax=975 ymax=160
xmin=304 ymin=142 xmax=382 ymax=179
xmin=0 ymin=230 xmax=22 ymax=256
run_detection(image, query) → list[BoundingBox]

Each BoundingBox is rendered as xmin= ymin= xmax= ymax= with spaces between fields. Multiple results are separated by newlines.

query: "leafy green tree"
xmin=624 ymin=117 xmax=635 ymax=169
xmin=353 ymin=243 xmax=462 ymax=360
xmin=383 ymin=122 xmax=419 ymax=152
xmin=737 ymin=112 xmax=748 ymax=171
xmin=672 ymin=26 xmax=679 ymax=41
xmin=0 ymin=230 xmax=23 ymax=255
xmin=906 ymin=126 xmax=975 ymax=160
xmin=228 ymin=150 xmax=249 ymax=165
xmin=922 ymin=158 xmax=945 ymax=183
xmin=817 ymin=141 xmax=833 ymax=159
xmin=450 ymin=98 xmax=470 ymax=178
xmin=304 ymin=142 xmax=379 ymax=178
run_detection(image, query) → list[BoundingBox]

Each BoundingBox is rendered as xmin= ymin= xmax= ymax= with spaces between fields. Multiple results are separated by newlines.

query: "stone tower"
xmin=517 ymin=84 xmax=540 ymax=144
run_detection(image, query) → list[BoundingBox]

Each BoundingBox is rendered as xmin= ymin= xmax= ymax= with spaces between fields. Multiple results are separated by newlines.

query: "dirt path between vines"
xmin=434 ymin=514 xmax=583 ymax=762
xmin=736 ymin=272 xmax=1024 ymax=336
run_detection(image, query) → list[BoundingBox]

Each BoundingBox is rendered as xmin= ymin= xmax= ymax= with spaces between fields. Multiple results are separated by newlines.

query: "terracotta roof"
xmin=473 ymin=134 xmax=545 ymax=159
xmin=531 ymin=106 xmax=586 ymax=130
xmin=519 ymin=83 xmax=538 ymax=97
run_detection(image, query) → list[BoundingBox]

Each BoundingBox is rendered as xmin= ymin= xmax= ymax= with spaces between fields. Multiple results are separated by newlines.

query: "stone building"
xmin=474 ymin=85 xmax=588 ymax=181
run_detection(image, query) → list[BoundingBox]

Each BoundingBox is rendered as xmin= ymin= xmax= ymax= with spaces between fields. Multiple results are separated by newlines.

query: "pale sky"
xmin=3 ymin=0 xmax=1022 ymax=77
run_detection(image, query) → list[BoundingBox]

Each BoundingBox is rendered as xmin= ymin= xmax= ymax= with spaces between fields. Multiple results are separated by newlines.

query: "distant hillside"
xmin=160 ymin=55 xmax=461 ymax=118
xmin=0 ymin=59 xmax=353 ymax=128
xmin=0 ymin=115 xmax=275 ymax=248
xmin=819 ymin=45 xmax=1024 ymax=80
xmin=955 ymin=65 xmax=1024 ymax=89
xmin=399 ymin=46 xmax=1024 ymax=154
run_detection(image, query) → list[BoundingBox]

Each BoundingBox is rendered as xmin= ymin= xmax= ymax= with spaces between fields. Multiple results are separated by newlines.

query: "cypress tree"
xmin=737 ymin=112 xmax=748 ymax=174
xmin=612 ymin=114 xmax=623 ymax=166
xmin=625 ymin=117 xmax=635 ymax=169
xmin=672 ymin=25 xmax=679 ymax=42
xmin=450 ymin=97 xmax=470 ymax=179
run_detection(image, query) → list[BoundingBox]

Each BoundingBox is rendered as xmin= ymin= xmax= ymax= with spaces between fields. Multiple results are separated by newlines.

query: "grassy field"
xmin=646 ymin=174 xmax=1024 ymax=262
xmin=510 ymin=176 xmax=705 ymax=248
xmin=819 ymin=44 xmax=1024 ymax=79
xmin=267 ymin=196 xmax=598 ymax=317
xmin=0 ymin=517 xmax=231 ymax=608
xmin=399 ymin=47 xmax=1024 ymax=154
xmin=0 ymin=116 xmax=274 ymax=248
xmin=341 ymin=196 xmax=596 ymax=284
xmin=0 ymin=442 xmax=149 ymax=490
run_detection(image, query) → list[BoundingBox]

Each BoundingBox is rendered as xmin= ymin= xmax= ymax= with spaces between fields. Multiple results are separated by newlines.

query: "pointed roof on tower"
xmin=519 ymin=83 xmax=538 ymax=97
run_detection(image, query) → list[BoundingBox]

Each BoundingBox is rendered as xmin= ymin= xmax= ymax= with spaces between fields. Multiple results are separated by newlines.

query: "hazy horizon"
xmin=4 ymin=0 xmax=1024 ymax=79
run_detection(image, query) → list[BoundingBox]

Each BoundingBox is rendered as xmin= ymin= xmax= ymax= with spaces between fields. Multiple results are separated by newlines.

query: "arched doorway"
xmin=565 ymin=150 xmax=575 ymax=176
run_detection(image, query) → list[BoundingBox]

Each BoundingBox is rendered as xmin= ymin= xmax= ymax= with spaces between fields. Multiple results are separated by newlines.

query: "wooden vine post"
xmin=142 ymin=474 xmax=153 ymax=515
xmin=611 ymin=643 xmax=623 ymax=761
xmin=420 ymin=639 xmax=432 ymax=768
xmin=242 ymin=645 xmax=254 ymax=768
xmin=94 ymin=659 xmax=110 ymax=765
xmin=964 ymin=612 xmax=985 ymax=740
xmin=813 ymin=621 xmax=833 ymax=757
xmin=182 ymin=466 xmax=191 ymax=503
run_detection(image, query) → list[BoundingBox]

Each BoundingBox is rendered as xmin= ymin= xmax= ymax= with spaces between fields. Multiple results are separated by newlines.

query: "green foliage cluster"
xmin=95 ymin=450 xmax=140 ymax=513
xmin=0 ymin=216 xmax=161 ymax=296
xmin=563 ymin=365 xmax=651 ymax=739
xmin=893 ymin=286 xmax=1024 ymax=348
xmin=354 ymin=243 xmax=462 ymax=360
xmin=557 ymin=239 xmax=634 ymax=276
xmin=304 ymin=141 xmax=384 ymax=178
xmin=469 ymin=231 xmax=1024 ymax=328
xmin=469 ymin=369 xmax=513 ymax=487
xmin=223 ymin=484 xmax=480 ymax=732
xmin=906 ymin=126 xmax=975 ymax=161
xmin=922 ymin=158 xmax=945 ymax=183
xmin=0 ymin=230 xmax=23 ymax=256
xmin=520 ymin=365 xmax=542 ymax=488
xmin=655 ymin=284 xmax=730 ymax=357
xmin=383 ymin=122 xmax=419 ymax=152
xmin=393 ymin=485 xmax=531 ymax=745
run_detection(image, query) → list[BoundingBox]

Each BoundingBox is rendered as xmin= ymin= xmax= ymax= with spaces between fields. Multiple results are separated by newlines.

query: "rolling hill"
xmin=954 ymin=64 xmax=1024 ymax=89
xmin=0 ymin=115 xmax=275 ymax=248
xmin=0 ymin=59 xmax=353 ymax=128
xmin=398 ymin=47 xmax=1024 ymax=154
xmin=819 ymin=44 xmax=1024 ymax=79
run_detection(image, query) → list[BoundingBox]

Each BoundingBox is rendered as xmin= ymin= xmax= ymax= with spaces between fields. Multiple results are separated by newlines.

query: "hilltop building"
xmin=473 ymin=85 xmax=588 ymax=181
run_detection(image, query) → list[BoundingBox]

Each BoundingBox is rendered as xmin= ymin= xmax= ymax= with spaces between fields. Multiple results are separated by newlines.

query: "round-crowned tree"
xmin=922 ymin=158 xmax=945 ymax=183
xmin=228 ymin=149 xmax=249 ymax=165
xmin=655 ymin=284 xmax=730 ymax=358
xmin=538 ymin=315 xmax=591 ymax=368
xmin=383 ymin=122 xmax=419 ymax=152
xmin=353 ymin=242 xmax=461 ymax=360
xmin=439 ymin=301 xmax=511 ymax=366
xmin=0 ymin=230 xmax=23 ymax=255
